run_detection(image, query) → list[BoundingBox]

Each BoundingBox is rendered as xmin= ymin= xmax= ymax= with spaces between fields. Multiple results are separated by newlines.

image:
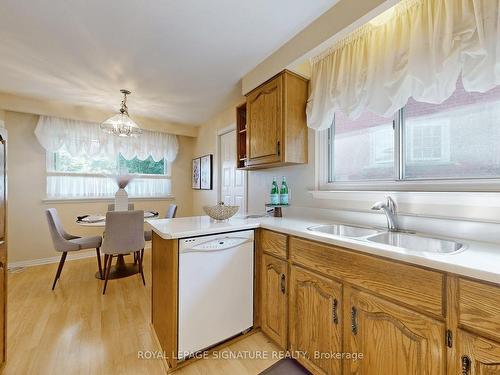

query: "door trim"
xmin=217 ymin=126 xmax=248 ymax=214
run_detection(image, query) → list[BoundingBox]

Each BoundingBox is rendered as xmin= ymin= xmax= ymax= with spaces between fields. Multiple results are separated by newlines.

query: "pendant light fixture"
xmin=100 ymin=89 xmax=142 ymax=137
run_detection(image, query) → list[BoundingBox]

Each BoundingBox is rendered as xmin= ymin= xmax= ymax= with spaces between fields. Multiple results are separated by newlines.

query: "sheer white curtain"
xmin=36 ymin=116 xmax=178 ymax=198
xmin=46 ymin=175 xmax=172 ymax=199
xmin=306 ymin=0 xmax=500 ymax=130
xmin=35 ymin=116 xmax=179 ymax=162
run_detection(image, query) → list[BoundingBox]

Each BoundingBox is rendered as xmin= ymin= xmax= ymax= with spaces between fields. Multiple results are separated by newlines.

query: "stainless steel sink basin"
xmin=308 ymin=224 xmax=381 ymax=238
xmin=366 ymin=232 xmax=464 ymax=254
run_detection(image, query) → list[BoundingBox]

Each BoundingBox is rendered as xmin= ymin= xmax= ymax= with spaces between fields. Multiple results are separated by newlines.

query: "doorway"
xmin=218 ymin=128 xmax=247 ymax=214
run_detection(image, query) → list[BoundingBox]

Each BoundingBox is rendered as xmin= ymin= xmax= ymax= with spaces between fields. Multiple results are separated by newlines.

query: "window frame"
xmin=318 ymin=108 xmax=500 ymax=192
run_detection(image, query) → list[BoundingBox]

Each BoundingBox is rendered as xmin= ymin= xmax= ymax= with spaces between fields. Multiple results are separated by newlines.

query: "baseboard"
xmin=8 ymin=244 xmax=152 ymax=270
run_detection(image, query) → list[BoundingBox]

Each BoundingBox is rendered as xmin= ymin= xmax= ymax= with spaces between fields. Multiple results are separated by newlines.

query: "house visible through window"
xmin=327 ymin=78 xmax=500 ymax=187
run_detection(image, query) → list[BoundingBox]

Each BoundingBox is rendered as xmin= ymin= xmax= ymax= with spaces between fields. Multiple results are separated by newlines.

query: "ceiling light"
xmin=100 ymin=89 xmax=142 ymax=137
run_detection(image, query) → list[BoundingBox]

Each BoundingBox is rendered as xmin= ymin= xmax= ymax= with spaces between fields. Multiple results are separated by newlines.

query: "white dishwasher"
xmin=178 ymin=230 xmax=254 ymax=360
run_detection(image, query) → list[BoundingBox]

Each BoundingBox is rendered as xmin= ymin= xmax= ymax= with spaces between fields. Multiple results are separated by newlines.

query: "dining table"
xmin=76 ymin=211 xmax=159 ymax=280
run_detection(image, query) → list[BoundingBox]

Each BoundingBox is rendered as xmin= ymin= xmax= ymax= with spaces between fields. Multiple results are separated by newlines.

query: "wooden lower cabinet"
xmin=343 ymin=288 xmax=446 ymax=375
xmin=289 ymin=266 xmax=342 ymax=375
xmin=261 ymin=254 xmax=288 ymax=349
xmin=458 ymin=330 xmax=500 ymax=374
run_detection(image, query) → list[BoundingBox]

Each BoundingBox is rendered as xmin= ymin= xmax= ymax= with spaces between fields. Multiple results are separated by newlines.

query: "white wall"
xmin=5 ymin=111 xmax=195 ymax=264
xmin=192 ymin=98 xmax=245 ymax=215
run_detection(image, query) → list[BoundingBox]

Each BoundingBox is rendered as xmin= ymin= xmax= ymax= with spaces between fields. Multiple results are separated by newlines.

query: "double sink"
xmin=307 ymin=223 xmax=464 ymax=254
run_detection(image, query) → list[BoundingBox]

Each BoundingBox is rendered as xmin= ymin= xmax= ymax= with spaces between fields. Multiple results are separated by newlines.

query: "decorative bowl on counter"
xmin=203 ymin=203 xmax=239 ymax=221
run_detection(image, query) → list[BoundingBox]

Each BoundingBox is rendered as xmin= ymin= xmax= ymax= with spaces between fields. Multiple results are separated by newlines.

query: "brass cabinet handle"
xmin=351 ymin=306 xmax=358 ymax=335
xmin=461 ymin=356 xmax=471 ymax=375
xmin=276 ymin=141 xmax=281 ymax=156
xmin=332 ymin=298 xmax=339 ymax=325
xmin=280 ymin=274 xmax=286 ymax=294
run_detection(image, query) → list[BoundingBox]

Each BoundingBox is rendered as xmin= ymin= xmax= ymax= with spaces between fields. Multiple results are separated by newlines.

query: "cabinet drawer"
xmin=459 ymin=278 xmax=500 ymax=341
xmin=290 ymin=237 xmax=444 ymax=317
xmin=260 ymin=230 xmax=287 ymax=259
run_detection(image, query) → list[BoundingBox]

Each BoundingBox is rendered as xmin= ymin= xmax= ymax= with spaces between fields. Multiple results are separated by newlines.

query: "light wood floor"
xmin=4 ymin=252 xmax=280 ymax=375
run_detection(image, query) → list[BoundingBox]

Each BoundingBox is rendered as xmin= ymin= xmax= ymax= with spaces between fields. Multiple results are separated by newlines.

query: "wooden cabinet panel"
xmin=459 ymin=279 xmax=500 ymax=342
xmin=290 ymin=237 xmax=444 ymax=317
xmin=241 ymin=70 xmax=308 ymax=170
xmin=289 ymin=266 xmax=342 ymax=375
xmin=344 ymin=289 xmax=445 ymax=375
xmin=261 ymin=254 xmax=288 ymax=349
xmin=260 ymin=229 xmax=287 ymax=260
xmin=151 ymin=232 xmax=178 ymax=369
xmin=247 ymin=75 xmax=282 ymax=164
xmin=458 ymin=330 xmax=500 ymax=375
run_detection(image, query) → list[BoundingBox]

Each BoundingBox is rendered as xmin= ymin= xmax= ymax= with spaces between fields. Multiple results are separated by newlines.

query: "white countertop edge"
xmin=148 ymin=216 xmax=500 ymax=285
xmin=150 ymin=221 xmax=260 ymax=240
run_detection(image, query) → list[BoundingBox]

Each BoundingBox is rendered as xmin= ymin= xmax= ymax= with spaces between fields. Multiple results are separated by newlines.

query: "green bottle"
xmin=270 ymin=177 xmax=279 ymax=205
xmin=279 ymin=176 xmax=289 ymax=205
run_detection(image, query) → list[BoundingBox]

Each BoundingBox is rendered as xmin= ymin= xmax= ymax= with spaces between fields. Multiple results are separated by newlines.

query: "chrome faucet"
xmin=371 ymin=196 xmax=398 ymax=231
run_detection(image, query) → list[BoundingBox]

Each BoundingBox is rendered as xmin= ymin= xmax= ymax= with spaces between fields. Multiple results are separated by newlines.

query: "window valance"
xmin=35 ymin=115 xmax=179 ymax=162
xmin=306 ymin=0 xmax=500 ymax=130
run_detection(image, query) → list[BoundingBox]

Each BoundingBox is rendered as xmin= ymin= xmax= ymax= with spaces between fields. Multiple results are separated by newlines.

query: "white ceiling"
xmin=0 ymin=0 xmax=337 ymax=125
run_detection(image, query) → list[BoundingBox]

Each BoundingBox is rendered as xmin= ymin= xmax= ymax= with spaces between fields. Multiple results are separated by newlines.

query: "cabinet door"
xmin=289 ymin=266 xmax=342 ymax=375
xmin=261 ymin=254 xmax=287 ymax=349
xmin=458 ymin=330 xmax=500 ymax=374
xmin=246 ymin=75 xmax=282 ymax=165
xmin=344 ymin=289 xmax=445 ymax=375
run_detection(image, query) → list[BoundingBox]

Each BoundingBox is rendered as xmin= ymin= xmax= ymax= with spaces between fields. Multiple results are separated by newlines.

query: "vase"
xmin=114 ymin=188 xmax=129 ymax=211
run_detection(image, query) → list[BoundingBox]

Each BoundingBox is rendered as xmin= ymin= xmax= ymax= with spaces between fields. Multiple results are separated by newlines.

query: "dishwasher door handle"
xmin=181 ymin=238 xmax=253 ymax=253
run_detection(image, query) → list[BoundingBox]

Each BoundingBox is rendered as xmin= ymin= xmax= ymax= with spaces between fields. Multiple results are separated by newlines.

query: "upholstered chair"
xmin=144 ymin=204 xmax=177 ymax=242
xmin=45 ymin=208 xmax=103 ymax=290
xmin=101 ymin=210 xmax=146 ymax=294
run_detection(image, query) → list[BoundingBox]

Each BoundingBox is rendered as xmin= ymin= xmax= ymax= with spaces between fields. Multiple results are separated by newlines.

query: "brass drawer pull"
xmin=280 ymin=274 xmax=286 ymax=294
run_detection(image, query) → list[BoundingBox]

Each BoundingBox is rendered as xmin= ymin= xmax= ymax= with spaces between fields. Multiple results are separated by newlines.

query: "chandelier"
xmin=100 ymin=89 xmax=142 ymax=137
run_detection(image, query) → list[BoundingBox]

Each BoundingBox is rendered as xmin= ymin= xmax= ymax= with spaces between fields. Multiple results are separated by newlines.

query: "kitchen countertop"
xmin=148 ymin=215 xmax=500 ymax=285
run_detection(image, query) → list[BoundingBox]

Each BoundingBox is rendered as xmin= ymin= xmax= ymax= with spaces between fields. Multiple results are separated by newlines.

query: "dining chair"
xmin=144 ymin=204 xmax=177 ymax=241
xmin=107 ymin=203 xmax=135 ymax=211
xmin=101 ymin=210 xmax=146 ymax=294
xmin=45 ymin=208 xmax=103 ymax=290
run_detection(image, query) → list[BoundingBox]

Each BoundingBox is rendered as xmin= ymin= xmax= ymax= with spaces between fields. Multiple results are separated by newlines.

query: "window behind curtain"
xmin=47 ymin=147 xmax=171 ymax=199
xmin=327 ymin=79 xmax=500 ymax=187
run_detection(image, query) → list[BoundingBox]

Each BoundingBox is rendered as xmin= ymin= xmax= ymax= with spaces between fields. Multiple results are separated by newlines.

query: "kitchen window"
xmin=323 ymin=79 xmax=500 ymax=190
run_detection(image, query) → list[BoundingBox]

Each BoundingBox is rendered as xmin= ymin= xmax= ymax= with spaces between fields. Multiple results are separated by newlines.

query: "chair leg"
xmin=133 ymin=252 xmax=137 ymax=264
xmin=103 ymin=254 xmax=109 ymax=276
xmin=102 ymin=255 xmax=113 ymax=295
xmin=96 ymin=248 xmax=103 ymax=279
xmin=139 ymin=249 xmax=146 ymax=286
xmin=52 ymin=252 xmax=68 ymax=290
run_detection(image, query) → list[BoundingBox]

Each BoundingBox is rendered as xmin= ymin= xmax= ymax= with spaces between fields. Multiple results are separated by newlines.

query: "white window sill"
xmin=42 ymin=195 xmax=175 ymax=204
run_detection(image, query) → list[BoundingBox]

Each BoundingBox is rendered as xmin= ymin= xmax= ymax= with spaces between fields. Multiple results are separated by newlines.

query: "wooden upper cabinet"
xmin=247 ymin=75 xmax=282 ymax=164
xmin=289 ymin=266 xmax=342 ymax=375
xmin=242 ymin=70 xmax=308 ymax=169
xmin=344 ymin=288 xmax=445 ymax=375
xmin=261 ymin=254 xmax=288 ymax=349
xmin=458 ymin=330 xmax=500 ymax=375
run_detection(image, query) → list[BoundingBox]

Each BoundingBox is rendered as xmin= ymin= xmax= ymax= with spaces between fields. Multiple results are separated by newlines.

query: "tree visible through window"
xmin=53 ymin=148 xmax=166 ymax=175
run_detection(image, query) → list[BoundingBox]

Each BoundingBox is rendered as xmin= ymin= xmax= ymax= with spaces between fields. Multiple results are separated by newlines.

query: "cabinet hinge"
xmin=446 ymin=329 xmax=453 ymax=348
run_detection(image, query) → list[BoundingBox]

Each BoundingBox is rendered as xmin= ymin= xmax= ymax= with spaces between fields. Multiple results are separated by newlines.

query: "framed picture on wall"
xmin=192 ymin=157 xmax=201 ymax=189
xmin=200 ymin=154 xmax=213 ymax=190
